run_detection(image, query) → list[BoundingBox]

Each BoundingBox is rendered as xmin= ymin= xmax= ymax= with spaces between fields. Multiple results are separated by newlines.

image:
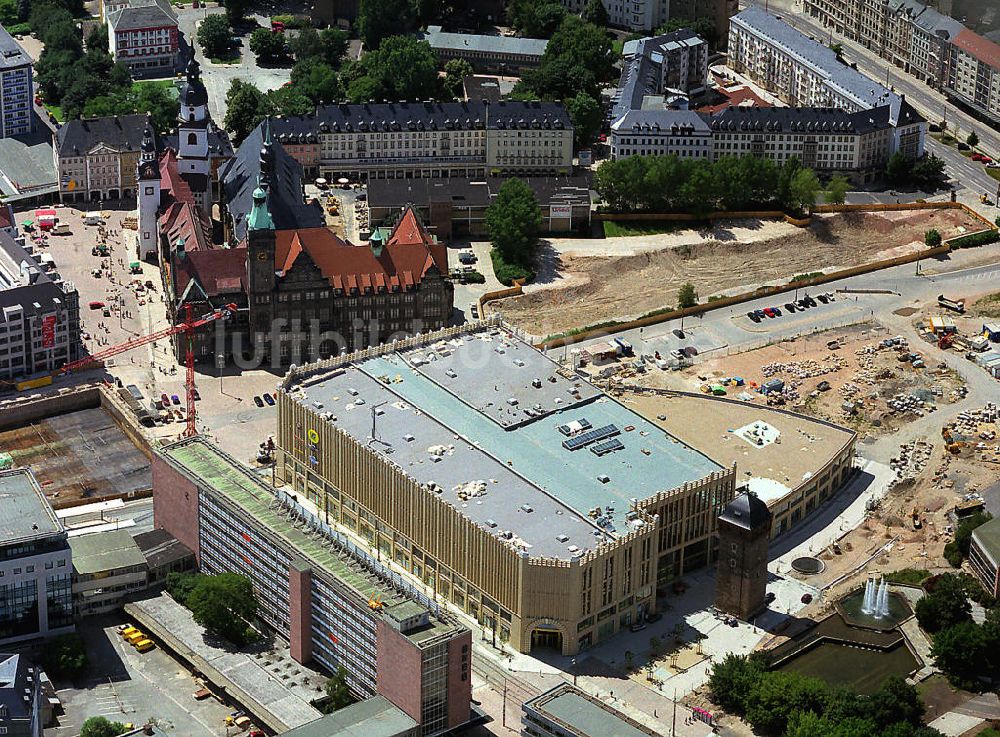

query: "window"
xmin=187 ymin=132 xmax=197 ymax=145
xmin=144 ymin=186 xmax=154 ymax=195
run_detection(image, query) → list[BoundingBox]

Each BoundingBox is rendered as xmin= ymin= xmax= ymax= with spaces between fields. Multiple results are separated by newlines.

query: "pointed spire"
xmin=140 ymin=114 xmax=155 ymax=160
xmin=258 ymin=118 xmax=274 ymax=191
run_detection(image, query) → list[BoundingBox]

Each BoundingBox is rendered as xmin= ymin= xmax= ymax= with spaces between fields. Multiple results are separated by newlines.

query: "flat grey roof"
xmin=288 ymin=326 xmax=721 ymax=560
xmin=421 ymin=25 xmax=547 ymax=58
xmin=0 ymin=25 xmax=31 ymax=70
xmin=0 ymin=468 xmax=62 ymax=545
xmin=279 ymin=697 xmax=417 ymax=737
xmin=525 ymin=684 xmax=659 ymax=737
xmin=69 ymin=529 xmax=146 ymax=575
xmin=973 ymin=518 xmax=1000 ymax=567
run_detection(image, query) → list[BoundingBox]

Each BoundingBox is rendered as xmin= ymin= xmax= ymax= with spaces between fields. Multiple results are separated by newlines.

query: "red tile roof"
xmin=173 ymin=248 xmax=247 ymax=299
xmin=275 ymin=209 xmax=447 ymax=293
xmin=953 ymin=28 xmax=1000 ymax=70
xmin=159 ymin=149 xmax=195 ymax=207
xmin=160 ymin=202 xmax=212 ymax=253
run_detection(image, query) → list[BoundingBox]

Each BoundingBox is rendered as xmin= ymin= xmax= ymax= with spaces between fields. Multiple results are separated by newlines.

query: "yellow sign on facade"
xmin=307 ymin=428 xmax=319 ymax=444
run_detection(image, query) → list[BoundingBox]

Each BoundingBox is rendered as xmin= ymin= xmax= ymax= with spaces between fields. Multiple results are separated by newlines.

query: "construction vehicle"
xmin=912 ymin=507 xmax=922 ymax=529
xmin=60 ymin=303 xmax=238 ymax=437
xmin=938 ymin=333 xmax=955 ymax=350
xmin=937 ymin=294 xmax=966 ymax=314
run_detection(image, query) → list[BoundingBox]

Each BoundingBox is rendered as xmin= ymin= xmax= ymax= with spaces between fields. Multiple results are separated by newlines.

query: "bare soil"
xmin=492 ymin=209 xmax=984 ymax=337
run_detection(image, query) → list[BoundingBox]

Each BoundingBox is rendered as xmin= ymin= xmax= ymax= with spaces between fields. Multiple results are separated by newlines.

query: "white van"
xmin=51 ymin=223 xmax=70 ymax=235
xmin=84 ymin=212 xmax=104 ymax=226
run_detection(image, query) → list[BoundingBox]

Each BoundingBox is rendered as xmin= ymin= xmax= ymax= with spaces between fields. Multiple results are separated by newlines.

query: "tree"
xmin=370 ymin=36 xmax=439 ymax=101
xmin=954 ymin=511 xmax=992 ymax=559
xmin=42 ymin=633 xmax=88 ymax=680
xmin=707 ymin=653 xmax=766 ymax=714
xmin=745 ymin=671 xmax=828 ymax=736
xmin=915 ymin=574 xmax=972 ymax=633
xmin=788 ymin=167 xmax=820 ymax=214
xmin=581 ymin=0 xmax=609 ymax=26
xmin=357 ymin=0 xmax=413 ymax=50
xmin=16 ymin=0 xmax=28 ymax=22
xmin=290 ymin=26 xmax=322 ymax=60
xmin=867 ymin=676 xmax=925 ymax=730
xmin=911 ymin=155 xmax=946 ymax=189
xmin=825 ymin=174 xmax=850 ymax=205
xmin=508 ymin=0 xmax=566 ymax=38
xmin=830 ymin=42 xmax=844 ymax=57
xmin=346 ymin=74 xmax=380 ymax=104
xmin=443 ymin=58 xmax=474 ymax=98
xmin=86 ymin=22 xmax=108 ymax=53
xmin=924 ymin=229 xmax=942 ymax=248
xmin=166 ymin=571 xmax=202 ymax=606
xmin=224 ymin=0 xmax=249 ymax=26
xmin=885 ymin=151 xmax=912 ymax=186
xmin=80 ymin=717 xmax=125 ymax=737
xmin=186 ymin=573 xmax=259 ymax=646
xmin=224 ymin=79 xmax=274 ymax=146
xmin=485 ymin=178 xmax=542 ymax=267
xmin=967 ymin=131 xmax=979 ymax=148
xmin=677 ymin=282 xmax=698 ymax=309
xmin=249 ymin=28 xmax=286 ymax=63
xmin=648 ymin=635 xmax=662 ymax=656
xmin=519 ymin=15 xmax=613 ymax=100
xmin=567 ymin=91 xmax=601 ymax=149
xmin=290 ymin=58 xmax=342 ymax=103
xmin=267 ymin=85 xmax=314 ymax=116
xmin=931 ymin=620 xmax=989 ymax=688
xmin=318 ymin=28 xmax=349 ymax=67
xmin=320 ymin=666 xmax=355 ymax=713
xmin=198 ymin=14 xmax=232 ymax=60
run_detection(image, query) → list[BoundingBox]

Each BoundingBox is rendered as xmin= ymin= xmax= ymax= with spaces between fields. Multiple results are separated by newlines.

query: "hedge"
xmin=948 ymin=230 xmax=1000 ymax=249
xmin=490 ymin=249 xmax=534 ymax=286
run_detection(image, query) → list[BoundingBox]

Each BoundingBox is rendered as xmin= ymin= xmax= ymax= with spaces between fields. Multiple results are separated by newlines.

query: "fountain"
xmin=860 ymin=576 xmax=892 ymax=618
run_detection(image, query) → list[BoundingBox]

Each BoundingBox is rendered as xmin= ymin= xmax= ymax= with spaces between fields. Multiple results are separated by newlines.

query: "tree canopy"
xmin=249 ymin=28 xmax=287 ymax=64
xmin=825 ymin=174 xmax=850 ymax=205
xmin=357 ymin=0 xmax=414 ymax=49
xmin=223 ymin=79 xmax=273 ymax=146
xmin=444 ymin=58 xmax=474 ymax=98
xmin=172 ymin=572 xmax=260 ymax=646
xmin=41 ymin=633 xmax=88 ymax=680
xmin=581 ymin=0 xmax=610 ymax=27
xmin=485 ymin=178 xmax=542 ymax=269
xmin=507 ymin=0 xmax=566 ymax=38
xmin=916 ymin=574 xmax=973 ymax=633
xmin=567 ymin=92 xmax=601 ymax=149
xmin=345 ymin=36 xmax=441 ymax=103
xmin=197 ymin=14 xmax=232 ymax=60
xmin=515 ymin=16 xmax=614 ymax=101
xmin=290 ymin=57 xmax=343 ymax=104
xmin=81 ymin=717 xmax=125 ymax=737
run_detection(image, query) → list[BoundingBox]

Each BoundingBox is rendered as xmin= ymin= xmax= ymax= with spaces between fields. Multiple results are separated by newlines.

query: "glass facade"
xmin=0 ymin=579 xmax=39 ymax=639
xmin=45 ymin=573 xmax=73 ymax=629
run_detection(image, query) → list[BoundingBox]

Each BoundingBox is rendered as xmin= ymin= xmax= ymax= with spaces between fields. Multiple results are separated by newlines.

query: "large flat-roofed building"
xmin=970 ymin=517 xmax=1000 ymax=598
xmin=0 ymin=230 xmax=81 ymax=381
xmin=152 ymin=439 xmax=474 ymax=736
xmin=0 ymin=468 xmax=73 ymax=646
xmin=276 ymin=318 xmax=735 ymax=655
xmin=278 ymin=697 xmax=418 ymax=737
xmin=521 ymin=683 xmax=661 ymax=737
xmin=418 ymin=26 xmax=547 ymax=73
xmin=269 ymin=101 xmax=573 ymax=182
xmin=0 ymin=26 xmax=34 ymax=139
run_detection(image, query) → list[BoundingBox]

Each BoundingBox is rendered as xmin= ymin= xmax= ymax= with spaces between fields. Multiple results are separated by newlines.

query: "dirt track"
xmin=492 ymin=209 xmax=984 ymax=337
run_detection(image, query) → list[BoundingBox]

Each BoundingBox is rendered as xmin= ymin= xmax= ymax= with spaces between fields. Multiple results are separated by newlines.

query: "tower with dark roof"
xmin=246 ymin=126 xmax=277 ymax=348
xmin=137 ymin=117 xmax=161 ymax=261
xmin=176 ymin=56 xmax=210 ymax=205
xmin=715 ymin=490 xmax=772 ymax=620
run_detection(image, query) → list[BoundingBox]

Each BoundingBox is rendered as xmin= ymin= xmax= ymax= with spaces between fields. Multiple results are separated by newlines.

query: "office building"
xmin=367 ymin=175 xmax=592 ymax=240
xmin=106 ymin=0 xmax=179 ymax=78
xmin=611 ymin=29 xmax=709 ymax=122
xmin=0 ymin=230 xmax=81 ymax=381
xmin=418 ymin=26 xmax=547 ymax=73
xmin=152 ymin=438 xmax=474 ymax=736
xmin=0 ymin=26 xmax=33 ymax=138
xmin=275 ymin=318 xmax=736 ymax=656
xmin=728 ymin=7 xmax=902 ymax=116
xmin=268 ymin=101 xmax=573 ymax=182
xmin=0 ymin=468 xmax=73 ymax=647
xmin=521 ymin=683 xmax=661 ymax=737
xmin=970 ymin=517 xmax=1000 ymax=598
xmin=0 ymin=653 xmax=44 ymax=737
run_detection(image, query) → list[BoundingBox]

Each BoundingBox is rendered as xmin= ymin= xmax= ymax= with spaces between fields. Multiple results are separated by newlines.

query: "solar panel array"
xmin=562 ymin=424 xmax=620 ymax=451
xmin=590 ymin=438 xmax=625 ymax=456
xmin=557 ymin=418 xmax=592 ymax=436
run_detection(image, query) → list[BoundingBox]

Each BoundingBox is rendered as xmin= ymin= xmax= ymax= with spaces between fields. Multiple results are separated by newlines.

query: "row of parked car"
xmin=253 ymin=393 xmax=276 ymax=408
xmin=746 ymin=292 xmax=836 ymax=323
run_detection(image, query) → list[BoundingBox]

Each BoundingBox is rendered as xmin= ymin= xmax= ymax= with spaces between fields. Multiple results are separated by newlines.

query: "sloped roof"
xmin=173 ymin=248 xmax=247 ymax=299
xmin=56 ymin=114 xmax=148 ymax=157
xmin=953 ymin=28 xmax=1000 ymax=69
xmin=107 ymin=2 xmax=176 ymax=31
xmin=160 ymin=201 xmax=211 ymax=253
xmin=159 ymin=149 xmax=195 ymax=206
xmin=720 ymin=491 xmax=772 ymax=531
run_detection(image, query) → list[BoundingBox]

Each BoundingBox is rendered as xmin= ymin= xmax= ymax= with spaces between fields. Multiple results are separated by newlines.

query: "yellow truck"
xmin=133 ymin=639 xmax=155 ymax=653
xmin=124 ymin=631 xmax=146 ymax=646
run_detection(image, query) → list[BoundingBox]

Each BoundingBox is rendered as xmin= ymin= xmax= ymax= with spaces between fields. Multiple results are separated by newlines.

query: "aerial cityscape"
xmin=0 ymin=0 xmax=999 ymax=736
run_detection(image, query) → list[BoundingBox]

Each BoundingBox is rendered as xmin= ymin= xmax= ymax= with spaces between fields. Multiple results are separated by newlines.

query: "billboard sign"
xmin=41 ymin=314 xmax=57 ymax=348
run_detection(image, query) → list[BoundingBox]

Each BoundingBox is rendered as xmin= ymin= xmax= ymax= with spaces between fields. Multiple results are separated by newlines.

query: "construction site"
xmin=491 ymin=208 xmax=987 ymax=337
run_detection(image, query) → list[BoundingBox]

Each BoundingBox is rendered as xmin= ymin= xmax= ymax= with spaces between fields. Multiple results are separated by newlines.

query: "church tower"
xmin=136 ymin=117 xmax=160 ymax=262
xmin=246 ymin=123 xmax=276 ymax=352
xmin=715 ymin=490 xmax=772 ymax=620
xmin=177 ymin=56 xmax=210 ymax=208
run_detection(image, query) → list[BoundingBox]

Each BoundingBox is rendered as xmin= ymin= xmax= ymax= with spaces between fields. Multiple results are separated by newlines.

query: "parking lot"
xmin=48 ymin=616 xmax=233 ymax=736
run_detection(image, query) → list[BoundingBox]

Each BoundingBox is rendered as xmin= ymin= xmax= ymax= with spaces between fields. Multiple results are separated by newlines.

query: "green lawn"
xmin=44 ymin=104 xmax=63 ymax=122
xmin=209 ymin=52 xmax=241 ymax=64
xmin=987 ymin=168 xmax=1000 ymax=183
xmin=602 ymin=220 xmax=689 ymax=237
xmin=135 ymin=79 xmax=179 ymax=99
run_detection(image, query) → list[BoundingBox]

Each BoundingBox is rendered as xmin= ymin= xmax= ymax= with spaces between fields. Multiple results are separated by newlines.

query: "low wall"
xmin=0 ymin=385 xmax=101 ymax=431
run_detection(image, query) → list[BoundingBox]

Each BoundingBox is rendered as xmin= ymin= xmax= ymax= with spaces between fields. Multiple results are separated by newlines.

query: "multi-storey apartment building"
xmin=728 ymin=7 xmax=901 ymax=115
xmin=106 ymin=0 xmax=179 ymax=78
xmin=0 ymin=231 xmax=81 ymax=381
xmin=948 ymin=30 xmax=1000 ymax=124
xmin=152 ymin=438 xmax=474 ymax=736
xmin=611 ymin=103 xmax=925 ymax=182
xmin=610 ymin=29 xmax=709 ymax=122
xmin=0 ymin=26 xmax=33 ymax=139
xmin=554 ymin=0 xmax=737 ymax=44
xmin=0 ymin=653 xmax=45 ymax=737
xmin=0 ymin=468 xmax=73 ymax=647
xmin=269 ymin=101 xmax=573 ymax=182
xmin=55 ymin=114 xmax=147 ymax=203
xmin=276 ymin=319 xmax=736 ymax=656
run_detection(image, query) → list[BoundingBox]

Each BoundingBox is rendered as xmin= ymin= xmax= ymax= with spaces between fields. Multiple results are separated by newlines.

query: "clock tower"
xmin=246 ymin=126 xmax=276 ymax=349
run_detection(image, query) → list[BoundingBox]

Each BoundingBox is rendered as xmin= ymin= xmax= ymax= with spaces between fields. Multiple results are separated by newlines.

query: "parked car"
xmin=161 ymin=393 xmax=170 ymax=406
xmin=803 ymin=295 xmax=817 ymax=307
xmin=88 ymin=301 xmax=105 ymax=309
xmin=753 ymin=309 xmax=766 ymax=319
xmin=972 ymin=152 xmax=984 ymax=161
xmin=672 ymin=328 xmax=685 ymax=339
xmin=817 ymin=294 xmax=830 ymax=304
xmin=762 ymin=307 xmax=776 ymax=318
xmin=254 ymin=396 xmax=264 ymax=407
xmin=263 ymin=393 xmax=275 ymax=406
xmin=458 ymin=251 xmax=477 ymax=264
xmin=796 ymin=299 xmax=808 ymax=309
xmin=170 ymin=394 xmax=180 ymax=405
xmin=747 ymin=311 xmax=760 ymax=323
xmin=669 ymin=349 xmax=684 ymax=359
xmin=784 ymin=302 xmax=797 ymax=312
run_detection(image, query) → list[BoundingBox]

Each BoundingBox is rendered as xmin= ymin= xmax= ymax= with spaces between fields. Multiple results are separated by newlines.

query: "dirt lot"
xmin=492 ymin=209 xmax=985 ymax=337
xmin=970 ymin=291 xmax=1000 ymax=319
xmin=633 ymin=323 xmax=966 ymax=439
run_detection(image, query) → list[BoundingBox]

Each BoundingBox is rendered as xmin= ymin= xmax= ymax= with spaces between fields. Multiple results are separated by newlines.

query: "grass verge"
xmin=602 ymin=220 xmax=689 ymax=237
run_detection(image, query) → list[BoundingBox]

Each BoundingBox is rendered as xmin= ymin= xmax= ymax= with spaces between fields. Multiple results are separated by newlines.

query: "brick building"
xmin=714 ymin=491 xmax=771 ymax=620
